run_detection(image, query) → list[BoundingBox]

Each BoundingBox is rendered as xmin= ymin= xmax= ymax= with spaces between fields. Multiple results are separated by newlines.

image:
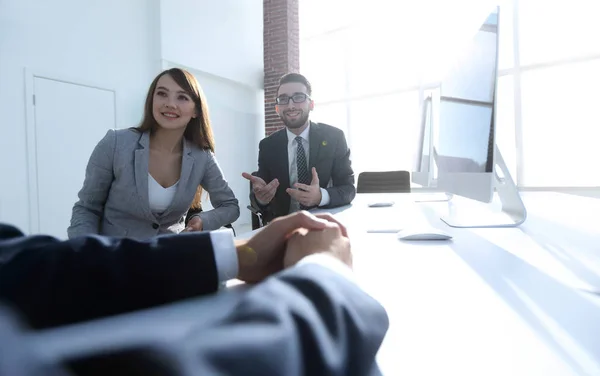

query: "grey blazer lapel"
xmin=134 ymin=132 xmax=156 ymax=221
xmin=308 ymin=122 xmax=322 ymax=170
xmin=160 ymin=138 xmax=195 ymax=218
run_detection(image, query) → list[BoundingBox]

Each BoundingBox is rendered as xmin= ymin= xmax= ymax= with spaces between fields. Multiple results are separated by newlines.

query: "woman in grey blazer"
xmin=68 ymin=68 xmax=240 ymax=239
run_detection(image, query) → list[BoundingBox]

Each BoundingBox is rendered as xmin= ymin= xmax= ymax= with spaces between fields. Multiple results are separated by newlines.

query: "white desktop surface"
xmin=238 ymin=191 xmax=600 ymax=375
xmin=30 ymin=192 xmax=600 ymax=375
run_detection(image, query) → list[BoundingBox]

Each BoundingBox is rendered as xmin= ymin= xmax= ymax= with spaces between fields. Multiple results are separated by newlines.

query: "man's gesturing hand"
xmin=286 ymin=167 xmax=322 ymax=207
xmin=242 ymin=172 xmax=279 ymax=205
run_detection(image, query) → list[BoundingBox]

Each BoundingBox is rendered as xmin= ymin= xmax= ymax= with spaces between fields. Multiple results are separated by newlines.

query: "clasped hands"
xmin=242 ymin=168 xmax=322 ymax=208
xmin=234 ymin=211 xmax=351 ymax=283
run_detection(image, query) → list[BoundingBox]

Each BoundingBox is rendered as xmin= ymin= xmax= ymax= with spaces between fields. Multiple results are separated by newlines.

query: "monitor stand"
xmin=440 ymin=146 xmax=527 ymax=228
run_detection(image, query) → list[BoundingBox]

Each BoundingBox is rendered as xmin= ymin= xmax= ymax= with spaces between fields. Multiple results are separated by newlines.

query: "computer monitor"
xmin=413 ymin=5 xmax=527 ymax=228
xmin=412 ymin=95 xmax=434 ymax=187
xmin=435 ymin=96 xmax=495 ymax=203
xmin=434 ymin=8 xmax=498 ymax=204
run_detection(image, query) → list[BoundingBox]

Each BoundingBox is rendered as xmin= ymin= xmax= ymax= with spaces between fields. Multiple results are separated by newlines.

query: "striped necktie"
xmin=295 ymin=136 xmax=310 ymax=185
xmin=295 ymin=136 xmax=310 ymax=209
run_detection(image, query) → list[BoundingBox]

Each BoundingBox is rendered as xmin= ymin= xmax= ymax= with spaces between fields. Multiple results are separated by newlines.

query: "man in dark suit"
xmin=243 ymin=73 xmax=356 ymax=224
xmin=0 ymin=212 xmax=388 ymax=375
xmin=0 ymin=211 xmax=340 ymax=329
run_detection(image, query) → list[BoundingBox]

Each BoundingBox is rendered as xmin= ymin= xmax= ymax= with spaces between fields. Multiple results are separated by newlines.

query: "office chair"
xmin=356 ymin=170 xmax=411 ymax=193
xmin=247 ymin=205 xmax=264 ymax=230
xmin=247 ymin=171 xmax=266 ymax=230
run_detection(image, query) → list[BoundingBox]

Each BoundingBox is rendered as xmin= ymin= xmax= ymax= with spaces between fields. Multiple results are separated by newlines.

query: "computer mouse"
xmin=397 ymin=228 xmax=452 ymax=241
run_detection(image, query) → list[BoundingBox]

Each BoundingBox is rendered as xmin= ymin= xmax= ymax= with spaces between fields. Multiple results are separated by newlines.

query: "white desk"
xmin=31 ymin=192 xmax=600 ymax=375
xmin=235 ymin=191 xmax=600 ymax=375
xmin=308 ymin=192 xmax=600 ymax=376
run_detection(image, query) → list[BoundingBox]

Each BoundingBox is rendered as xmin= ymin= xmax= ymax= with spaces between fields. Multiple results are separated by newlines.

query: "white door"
xmin=32 ymin=77 xmax=116 ymax=239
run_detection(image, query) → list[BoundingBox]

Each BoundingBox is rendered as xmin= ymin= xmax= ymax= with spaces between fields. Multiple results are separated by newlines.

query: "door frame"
xmin=23 ymin=68 xmax=117 ymax=234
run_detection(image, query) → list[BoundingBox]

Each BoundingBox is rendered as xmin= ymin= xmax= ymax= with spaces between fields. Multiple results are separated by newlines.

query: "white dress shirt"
xmin=148 ymin=174 xmax=179 ymax=215
xmin=286 ymin=125 xmax=330 ymax=212
xmin=210 ymin=229 xmax=240 ymax=282
xmin=209 ymin=229 xmax=355 ymax=284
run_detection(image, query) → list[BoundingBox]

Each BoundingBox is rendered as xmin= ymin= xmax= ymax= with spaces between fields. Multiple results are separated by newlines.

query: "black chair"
xmin=247 ymin=171 xmax=265 ymax=230
xmin=356 ymin=171 xmax=411 ymax=194
xmin=184 ymin=209 xmax=236 ymax=236
xmin=247 ymin=205 xmax=264 ymax=230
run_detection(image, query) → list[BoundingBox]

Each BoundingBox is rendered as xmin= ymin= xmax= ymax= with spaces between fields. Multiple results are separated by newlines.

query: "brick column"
xmin=263 ymin=0 xmax=299 ymax=136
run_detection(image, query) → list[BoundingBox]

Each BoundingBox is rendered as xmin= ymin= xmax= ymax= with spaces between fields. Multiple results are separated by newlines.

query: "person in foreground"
xmin=68 ymin=68 xmax=239 ymax=240
xmin=243 ymin=73 xmax=356 ymax=224
xmin=0 ymin=212 xmax=388 ymax=375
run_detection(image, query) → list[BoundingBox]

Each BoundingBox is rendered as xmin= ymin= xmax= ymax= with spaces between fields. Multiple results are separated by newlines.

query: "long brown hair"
xmin=137 ymin=68 xmax=215 ymax=210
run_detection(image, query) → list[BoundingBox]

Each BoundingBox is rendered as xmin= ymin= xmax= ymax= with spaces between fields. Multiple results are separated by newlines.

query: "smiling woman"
xmin=67 ymin=68 xmax=240 ymax=239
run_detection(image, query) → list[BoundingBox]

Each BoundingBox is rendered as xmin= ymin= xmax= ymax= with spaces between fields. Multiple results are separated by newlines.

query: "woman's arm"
xmin=193 ymin=152 xmax=240 ymax=231
xmin=67 ymin=129 xmax=116 ymax=238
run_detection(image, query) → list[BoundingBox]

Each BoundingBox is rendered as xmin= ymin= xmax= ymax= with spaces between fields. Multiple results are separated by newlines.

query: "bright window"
xmin=520 ymin=59 xmax=600 ymax=186
xmin=301 ymin=31 xmax=348 ymax=103
xmin=311 ymin=102 xmax=348 ymax=136
xmin=519 ymin=0 xmax=600 ymax=66
xmin=495 ymin=74 xmax=518 ymax=180
xmin=348 ymin=91 xmax=421 ymax=174
xmin=300 ymin=0 xmax=600 ymax=188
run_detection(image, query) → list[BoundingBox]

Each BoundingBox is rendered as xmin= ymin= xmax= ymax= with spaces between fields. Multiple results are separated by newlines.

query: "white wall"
xmin=0 ymin=0 xmax=264 ymax=232
xmin=0 ymin=0 xmax=162 ymax=231
xmin=160 ymin=0 xmax=264 ymax=89
xmin=159 ymin=0 xmax=264 ymax=228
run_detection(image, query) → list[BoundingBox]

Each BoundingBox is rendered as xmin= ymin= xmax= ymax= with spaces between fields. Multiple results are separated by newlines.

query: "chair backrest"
xmin=356 ymin=170 xmax=411 ymax=193
xmin=248 ymin=205 xmax=263 ymax=230
xmin=249 ymin=172 xmax=263 ymax=230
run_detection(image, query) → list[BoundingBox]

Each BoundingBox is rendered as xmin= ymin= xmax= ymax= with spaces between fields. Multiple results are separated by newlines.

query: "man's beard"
xmin=280 ymin=110 xmax=309 ymax=129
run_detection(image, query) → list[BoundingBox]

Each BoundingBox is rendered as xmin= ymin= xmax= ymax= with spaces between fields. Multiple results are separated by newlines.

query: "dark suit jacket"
xmin=251 ymin=122 xmax=356 ymax=222
xmin=0 ymin=259 xmax=389 ymax=376
xmin=0 ymin=223 xmax=220 ymax=330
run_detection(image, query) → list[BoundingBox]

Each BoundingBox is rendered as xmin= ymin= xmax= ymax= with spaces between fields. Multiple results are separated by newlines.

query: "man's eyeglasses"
xmin=276 ymin=93 xmax=310 ymax=105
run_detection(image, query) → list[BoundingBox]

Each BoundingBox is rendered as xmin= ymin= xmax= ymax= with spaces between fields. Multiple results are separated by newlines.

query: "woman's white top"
xmin=148 ymin=173 xmax=179 ymax=214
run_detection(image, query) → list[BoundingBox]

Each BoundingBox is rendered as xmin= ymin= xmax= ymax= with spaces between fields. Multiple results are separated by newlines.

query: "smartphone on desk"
xmin=368 ymin=201 xmax=395 ymax=208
